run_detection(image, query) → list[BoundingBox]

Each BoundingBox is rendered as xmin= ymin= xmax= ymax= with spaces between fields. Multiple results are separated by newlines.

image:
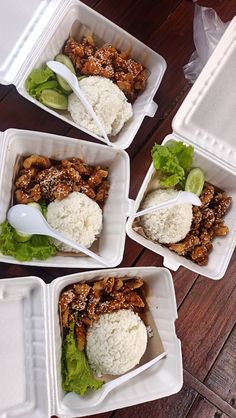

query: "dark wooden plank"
xmin=184 ymin=370 xmax=236 ymax=418
xmin=113 ymin=381 xmax=197 ymax=418
xmin=82 ymin=0 xmax=102 ymax=6
xmin=187 ymin=396 xmax=230 ymax=418
xmin=205 ymin=326 xmax=236 ymax=409
xmin=0 ymin=85 xmax=13 ymax=102
xmin=176 ymin=251 xmax=236 ymax=382
xmin=135 ymin=248 xmax=199 ymax=308
xmin=93 ymin=0 xmax=183 ymax=45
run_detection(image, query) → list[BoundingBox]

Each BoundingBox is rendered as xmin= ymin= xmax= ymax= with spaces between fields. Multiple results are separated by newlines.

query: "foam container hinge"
xmin=0 ymin=267 xmax=183 ymax=417
xmin=0 ymin=128 xmax=130 ymax=268
xmin=1 ymin=0 xmax=166 ymax=149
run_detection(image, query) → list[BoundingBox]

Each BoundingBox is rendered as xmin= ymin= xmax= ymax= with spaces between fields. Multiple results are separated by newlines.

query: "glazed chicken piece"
xmin=86 ymin=288 xmax=101 ymax=320
xmin=15 ymin=167 xmax=39 ymax=190
xmin=191 ymin=245 xmax=209 ymax=266
xmin=61 ymin=158 xmax=93 ymax=176
xmin=213 ymin=221 xmax=229 ymax=236
xmin=71 ymin=283 xmax=91 ymax=311
xmin=191 ymin=206 xmax=202 ymax=230
xmin=95 ymin=180 xmax=110 ymax=203
xmin=88 ymin=167 xmax=108 ymax=188
xmin=74 ymin=179 xmax=96 ymax=200
xmin=169 ymin=235 xmax=200 ymax=256
xmin=59 ymin=288 xmax=76 ymax=328
xmin=201 ymin=208 xmax=215 ymax=229
xmin=200 ymin=183 xmax=215 ymax=208
xmin=23 ymin=154 xmax=51 ymax=170
xmin=124 ymin=291 xmax=145 ymax=308
xmin=75 ymin=321 xmax=86 ymax=351
xmin=213 ymin=196 xmax=232 ymax=219
xmin=120 ymin=278 xmax=144 ymax=293
xmin=15 ymin=184 xmax=41 ymax=204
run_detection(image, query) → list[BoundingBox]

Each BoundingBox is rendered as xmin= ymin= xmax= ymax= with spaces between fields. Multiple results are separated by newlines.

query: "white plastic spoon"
xmin=7 ymin=204 xmax=109 ymax=267
xmin=47 ymin=60 xmax=112 ymax=146
xmin=132 ymin=191 xmax=201 ymax=218
xmin=63 ymin=351 xmax=167 ymax=409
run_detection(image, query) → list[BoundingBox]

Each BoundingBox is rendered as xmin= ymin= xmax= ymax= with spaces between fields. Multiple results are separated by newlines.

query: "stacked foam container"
xmin=0 ymin=0 xmax=235 ymax=416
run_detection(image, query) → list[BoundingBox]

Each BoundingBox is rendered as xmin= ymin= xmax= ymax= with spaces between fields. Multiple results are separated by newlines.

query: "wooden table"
xmin=1 ymin=1 xmax=236 ymax=417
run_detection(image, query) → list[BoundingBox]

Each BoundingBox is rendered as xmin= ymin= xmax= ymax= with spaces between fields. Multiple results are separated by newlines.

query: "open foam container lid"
xmin=172 ymin=16 xmax=236 ymax=171
xmin=0 ymin=0 xmax=65 ymax=85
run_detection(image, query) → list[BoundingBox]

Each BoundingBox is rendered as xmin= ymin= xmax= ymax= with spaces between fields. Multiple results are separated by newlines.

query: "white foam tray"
xmin=0 ymin=128 xmax=130 ymax=268
xmin=0 ymin=267 xmax=182 ymax=418
xmin=127 ymin=17 xmax=236 ymax=280
xmin=0 ymin=0 xmax=166 ymax=149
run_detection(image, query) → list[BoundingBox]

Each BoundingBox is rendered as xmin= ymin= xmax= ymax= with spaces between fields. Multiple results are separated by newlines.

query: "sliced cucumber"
xmin=185 ymin=167 xmax=205 ymax=197
xmin=40 ymin=89 xmax=68 ymax=110
xmin=55 ymin=54 xmax=76 ymax=92
xmin=55 ymin=54 xmax=76 ymax=74
xmin=13 ymin=229 xmax=32 ymax=243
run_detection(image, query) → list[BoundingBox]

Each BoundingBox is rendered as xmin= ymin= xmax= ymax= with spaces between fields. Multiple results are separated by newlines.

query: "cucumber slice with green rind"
xmin=185 ymin=167 xmax=205 ymax=197
xmin=40 ymin=89 xmax=68 ymax=110
xmin=55 ymin=54 xmax=76 ymax=74
xmin=54 ymin=54 xmax=76 ymax=92
xmin=56 ymin=75 xmax=72 ymax=92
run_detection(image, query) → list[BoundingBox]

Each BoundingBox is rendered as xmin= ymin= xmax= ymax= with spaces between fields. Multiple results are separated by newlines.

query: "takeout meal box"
xmin=126 ymin=17 xmax=236 ymax=280
xmin=0 ymin=128 xmax=130 ymax=268
xmin=0 ymin=0 xmax=166 ymax=150
xmin=0 ymin=267 xmax=182 ymax=418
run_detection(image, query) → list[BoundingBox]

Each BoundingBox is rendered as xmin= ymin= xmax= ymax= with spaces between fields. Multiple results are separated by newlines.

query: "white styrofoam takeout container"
xmin=0 ymin=128 xmax=130 ymax=268
xmin=0 ymin=0 xmax=166 ymax=149
xmin=126 ymin=17 xmax=236 ymax=280
xmin=0 ymin=267 xmax=182 ymax=418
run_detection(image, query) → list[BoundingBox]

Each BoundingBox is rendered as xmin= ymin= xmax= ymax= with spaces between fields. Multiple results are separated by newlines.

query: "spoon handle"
xmin=132 ymin=193 xmax=181 ymax=218
xmin=107 ymin=352 xmax=167 ymax=390
xmin=48 ymin=229 xmax=110 ymax=267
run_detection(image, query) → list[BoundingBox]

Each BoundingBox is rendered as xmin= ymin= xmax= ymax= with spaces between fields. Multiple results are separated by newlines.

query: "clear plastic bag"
xmin=183 ymin=4 xmax=230 ymax=83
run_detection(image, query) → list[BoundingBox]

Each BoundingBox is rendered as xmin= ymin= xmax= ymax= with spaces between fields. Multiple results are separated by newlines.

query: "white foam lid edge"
xmin=0 ymin=0 xmax=64 ymax=85
xmin=172 ymin=16 xmax=236 ymax=171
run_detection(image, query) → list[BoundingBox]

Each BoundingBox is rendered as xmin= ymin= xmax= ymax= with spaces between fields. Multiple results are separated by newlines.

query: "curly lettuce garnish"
xmin=151 ymin=140 xmax=194 ymax=188
xmin=62 ymin=323 xmax=103 ymax=396
xmin=0 ymin=221 xmax=56 ymax=261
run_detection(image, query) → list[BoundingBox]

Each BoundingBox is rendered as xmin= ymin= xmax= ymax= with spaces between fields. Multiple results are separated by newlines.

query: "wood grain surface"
xmin=0 ymin=1 xmax=236 ymax=418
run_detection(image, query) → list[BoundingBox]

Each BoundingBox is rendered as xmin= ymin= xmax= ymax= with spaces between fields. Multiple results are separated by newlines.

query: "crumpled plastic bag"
xmin=183 ymin=4 xmax=230 ymax=83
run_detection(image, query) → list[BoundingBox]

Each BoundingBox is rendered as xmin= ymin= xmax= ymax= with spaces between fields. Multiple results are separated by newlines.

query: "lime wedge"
xmin=185 ymin=168 xmax=205 ymax=196
xmin=41 ymin=89 xmax=68 ymax=110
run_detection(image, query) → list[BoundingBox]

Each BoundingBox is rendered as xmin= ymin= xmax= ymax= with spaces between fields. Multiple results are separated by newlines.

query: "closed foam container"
xmin=0 ymin=267 xmax=182 ymax=418
xmin=0 ymin=0 xmax=166 ymax=150
xmin=0 ymin=128 xmax=130 ymax=268
xmin=126 ymin=17 xmax=236 ymax=280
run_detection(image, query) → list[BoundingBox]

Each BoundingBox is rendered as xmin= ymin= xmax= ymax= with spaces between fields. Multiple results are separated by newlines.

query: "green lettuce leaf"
xmin=62 ymin=323 xmax=103 ymax=396
xmin=151 ymin=141 xmax=194 ymax=189
xmin=0 ymin=221 xmax=56 ymax=261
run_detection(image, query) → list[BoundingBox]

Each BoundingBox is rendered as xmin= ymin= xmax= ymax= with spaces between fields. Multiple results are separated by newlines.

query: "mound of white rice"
xmin=86 ymin=310 xmax=147 ymax=376
xmin=47 ymin=191 xmax=102 ymax=252
xmin=141 ymin=188 xmax=192 ymax=244
xmin=68 ymin=76 xmax=133 ymax=136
